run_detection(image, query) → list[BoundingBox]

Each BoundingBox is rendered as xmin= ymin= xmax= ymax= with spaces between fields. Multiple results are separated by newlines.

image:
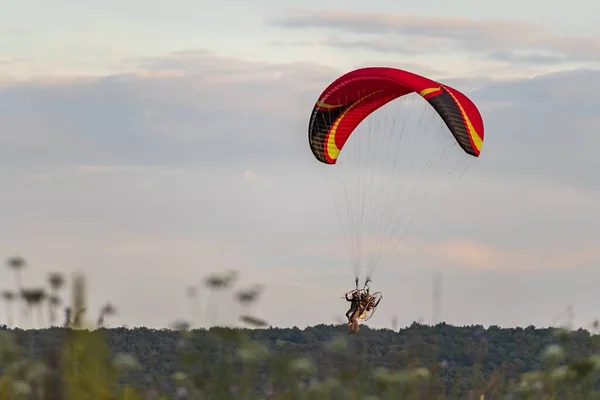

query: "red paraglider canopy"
xmin=308 ymin=67 xmax=484 ymax=164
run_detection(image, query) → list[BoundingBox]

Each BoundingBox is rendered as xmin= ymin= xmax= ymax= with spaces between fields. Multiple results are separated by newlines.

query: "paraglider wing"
xmin=308 ymin=67 xmax=484 ymax=164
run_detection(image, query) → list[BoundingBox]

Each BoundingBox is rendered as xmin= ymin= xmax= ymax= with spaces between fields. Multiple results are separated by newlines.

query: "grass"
xmin=1 ymin=256 xmax=600 ymax=399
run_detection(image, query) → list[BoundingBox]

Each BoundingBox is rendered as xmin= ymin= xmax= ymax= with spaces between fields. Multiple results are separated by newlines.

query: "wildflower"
xmin=552 ymin=327 xmax=570 ymax=344
xmin=518 ymin=379 xmax=531 ymax=393
xmin=97 ymin=302 xmax=117 ymax=327
xmin=518 ymin=371 xmax=543 ymax=393
xmin=328 ymin=336 xmax=347 ymax=352
xmin=113 ymin=353 xmax=140 ymax=371
xmin=171 ymin=320 xmax=190 ymax=331
xmin=63 ymin=307 xmax=72 ymax=327
xmin=101 ymin=302 xmax=116 ymax=316
xmin=550 ymin=366 xmax=569 ymax=382
xmin=389 ymin=371 xmax=409 ymax=385
xmin=542 ymin=344 xmax=565 ymax=363
xmin=240 ymin=315 xmax=268 ymax=327
xmin=289 ymin=356 xmax=316 ymax=377
xmin=409 ymin=367 xmax=430 ymax=380
xmin=20 ymin=288 xmax=46 ymax=306
xmin=372 ymin=367 xmax=391 ymax=384
xmin=174 ymin=386 xmax=188 ymax=399
xmin=172 ymin=372 xmax=187 ymax=382
xmin=26 ymin=361 xmax=49 ymax=382
xmin=588 ymin=354 xmax=600 ymax=369
xmin=1 ymin=291 xmax=14 ymax=302
xmin=236 ymin=284 xmax=263 ymax=304
xmin=12 ymin=380 xmax=31 ymax=398
xmin=5 ymin=359 xmax=29 ymax=377
xmin=238 ymin=341 xmax=270 ymax=363
xmin=48 ymin=273 xmax=65 ymax=290
xmin=6 ymin=257 xmax=25 ymax=269
xmin=48 ymin=295 xmax=61 ymax=306
xmin=204 ymin=271 xmax=237 ymax=289
xmin=320 ymin=377 xmax=342 ymax=392
xmin=308 ymin=377 xmax=341 ymax=396
xmin=568 ymin=358 xmax=596 ymax=378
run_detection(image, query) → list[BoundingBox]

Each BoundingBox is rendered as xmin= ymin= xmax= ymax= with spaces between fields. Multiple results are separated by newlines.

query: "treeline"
xmin=1 ymin=322 xmax=599 ymax=398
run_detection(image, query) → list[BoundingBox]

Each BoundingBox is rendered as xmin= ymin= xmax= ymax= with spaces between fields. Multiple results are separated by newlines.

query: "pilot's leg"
xmin=348 ymin=309 xmax=360 ymax=334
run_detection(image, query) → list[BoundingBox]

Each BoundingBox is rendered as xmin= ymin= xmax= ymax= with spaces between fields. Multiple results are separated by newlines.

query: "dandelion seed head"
xmin=113 ymin=353 xmax=140 ymax=371
xmin=7 ymin=257 xmax=25 ymax=269
xmin=26 ymin=361 xmax=49 ymax=382
xmin=542 ymin=344 xmax=565 ymax=363
xmin=238 ymin=342 xmax=270 ymax=363
xmin=20 ymin=288 xmax=46 ymax=305
xmin=410 ymin=367 xmax=430 ymax=380
xmin=289 ymin=357 xmax=316 ymax=377
xmin=12 ymin=380 xmax=31 ymax=397
xmin=48 ymin=273 xmax=65 ymax=290
xmin=172 ymin=371 xmax=186 ymax=382
xmin=240 ymin=315 xmax=268 ymax=327
xmin=550 ymin=366 xmax=569 ymax=381
xmin=372 ymin=367 xmax=391 ymax=383
xmin=1 ymin=291 xmax=14 ymax=301
xmin=171 ymin=320 xmax=190 ymax=331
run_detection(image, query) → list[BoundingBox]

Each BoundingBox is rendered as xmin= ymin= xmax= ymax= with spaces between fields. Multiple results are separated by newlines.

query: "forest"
xmin=1 ymin=322 xmax=600 ymax=399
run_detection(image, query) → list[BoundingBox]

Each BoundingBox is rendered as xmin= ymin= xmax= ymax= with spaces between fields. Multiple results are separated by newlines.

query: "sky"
xmin=2 ymin=0 xmax=600 ymax=331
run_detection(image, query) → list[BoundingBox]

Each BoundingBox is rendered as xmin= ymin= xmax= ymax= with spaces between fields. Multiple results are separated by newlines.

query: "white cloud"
xmin=269 ymin=10 xmax=600 ymax=69
xmin=2 ymin=50 xmax=600 ymax=329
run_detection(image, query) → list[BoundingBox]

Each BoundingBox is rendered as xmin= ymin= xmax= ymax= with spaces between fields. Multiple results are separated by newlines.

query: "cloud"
xmin=2 ymin=27 xmax=31 ymax=38
xmin=2 ymin=50 xmax=600 ymax=328
xmin=427 ymin=239 xmax=600 ymax=272
xmin=0 ymin=54 xmax=337 ymax=171
xmin=0 ymin=58 xmax=33 ymax=66
xmin=268 ymin=11 xmax=600 ymax=67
